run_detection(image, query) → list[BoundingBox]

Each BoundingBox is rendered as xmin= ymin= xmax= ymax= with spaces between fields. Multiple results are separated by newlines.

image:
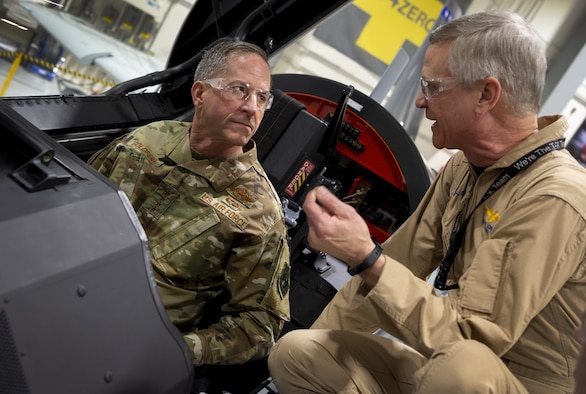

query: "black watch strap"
xmin=347 ymin=242 xmax=383 ymax=276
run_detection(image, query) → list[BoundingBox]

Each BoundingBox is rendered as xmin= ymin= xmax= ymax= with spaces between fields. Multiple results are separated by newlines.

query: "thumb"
xmin=303 ymin=186 xmax=338 ymax=218
xmin=314 ymin=185 xmax=337 ymax=205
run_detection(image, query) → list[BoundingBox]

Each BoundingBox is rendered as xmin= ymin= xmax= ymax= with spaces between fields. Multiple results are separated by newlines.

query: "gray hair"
xmin=429 ymin=11 xmax=546 ymax=115
xmin=193 ymin=40 xmax=269 ymax=82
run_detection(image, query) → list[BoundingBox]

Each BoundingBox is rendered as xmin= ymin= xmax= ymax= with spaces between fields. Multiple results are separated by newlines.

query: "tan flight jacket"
xmin=352 ymin=115 xmax=586 ymax=391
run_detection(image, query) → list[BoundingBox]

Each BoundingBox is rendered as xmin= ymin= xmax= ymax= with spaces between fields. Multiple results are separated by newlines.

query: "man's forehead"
xmin=225 ymin=54 xmax=271 ymax=88
xmin=422 ymin=42 xmax=450 ymax=77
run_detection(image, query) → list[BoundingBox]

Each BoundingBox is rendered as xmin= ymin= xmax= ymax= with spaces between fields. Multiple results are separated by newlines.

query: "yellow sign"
xmin=354 ymin=0 xmax=444 ymax=64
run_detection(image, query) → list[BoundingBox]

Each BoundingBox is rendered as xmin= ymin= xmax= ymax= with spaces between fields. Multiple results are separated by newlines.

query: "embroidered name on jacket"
xmin=200 ymin=192 xmax=249 ymax=230
xmin=483 ymin=205 xmax=500 ymax=235
xmin=129 ymin=139 xmax=158 ymax=164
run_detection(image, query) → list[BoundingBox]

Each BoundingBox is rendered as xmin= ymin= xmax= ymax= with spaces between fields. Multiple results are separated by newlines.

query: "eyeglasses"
xmin=202 ymin=78 xmax=274 ymax=111
xmin=419 ymin=76 xmax=460 ymax=100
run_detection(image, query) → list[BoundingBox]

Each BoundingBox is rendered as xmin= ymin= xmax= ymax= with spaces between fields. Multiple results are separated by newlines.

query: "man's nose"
xmin=415 ymin=92 xmax=427 ymax=108
xmin=242 ymin=94 xmax=263 ymax=111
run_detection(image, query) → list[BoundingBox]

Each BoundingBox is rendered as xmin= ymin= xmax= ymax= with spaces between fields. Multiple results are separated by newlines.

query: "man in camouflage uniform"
xmin=88 ymin=40 xmax=290 ymax=369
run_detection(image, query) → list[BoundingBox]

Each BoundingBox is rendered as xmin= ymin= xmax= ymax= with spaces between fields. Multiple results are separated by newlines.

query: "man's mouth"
xmin=234 ymin=120 xmax=253 ymax=131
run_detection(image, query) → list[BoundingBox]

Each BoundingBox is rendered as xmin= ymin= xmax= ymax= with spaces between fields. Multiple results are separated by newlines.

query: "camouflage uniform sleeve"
xmin=87 ymin=138 xmax=121 ymax=177
xmin=87 ymin=134 xmax=137 ymax=183
xmin=87 ymin=135 xmax=146 ymax=206
xmin=183 ymin=226 xmax=291 ymax=366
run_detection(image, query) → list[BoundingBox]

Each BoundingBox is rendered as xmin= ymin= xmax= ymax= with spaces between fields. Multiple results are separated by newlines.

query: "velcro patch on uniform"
xmin=227 ymin=185 xmax=257 ymax=208
xmin=200 ymin=192 xmax=249 ymax=230
xmin=129 ymin=139 xmax=159 ymax=164
xmin=217 ymin=195 xmax=246 ymax=210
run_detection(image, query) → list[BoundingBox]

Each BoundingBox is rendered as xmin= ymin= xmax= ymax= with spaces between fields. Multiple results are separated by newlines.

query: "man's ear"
xmin=477 ymin=77 xmax=501 ymax=113
xmin=191 ymin=81 xmax=205 ymax=107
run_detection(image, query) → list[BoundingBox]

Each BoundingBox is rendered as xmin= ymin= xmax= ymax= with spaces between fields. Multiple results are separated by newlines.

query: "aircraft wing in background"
xmin=19 ymin=0 xmax=165 ymax=84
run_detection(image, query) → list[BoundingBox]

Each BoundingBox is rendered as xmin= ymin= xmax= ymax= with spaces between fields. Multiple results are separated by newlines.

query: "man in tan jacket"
xmin=268 ymin=10 xmax=586 ymax=393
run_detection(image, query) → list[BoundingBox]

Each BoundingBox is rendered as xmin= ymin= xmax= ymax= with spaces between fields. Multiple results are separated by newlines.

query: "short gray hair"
xmin=429 ymin=11 xmax=546 ymax=115
xmin=193 ymin=40 xmax=269 ymax=82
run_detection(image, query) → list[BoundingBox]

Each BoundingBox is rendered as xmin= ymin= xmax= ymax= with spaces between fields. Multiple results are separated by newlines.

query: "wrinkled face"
xmin=415 ymin=41 xmax=477 ymax=150
xmin=191 ymin=52 xmax=271 ymax=154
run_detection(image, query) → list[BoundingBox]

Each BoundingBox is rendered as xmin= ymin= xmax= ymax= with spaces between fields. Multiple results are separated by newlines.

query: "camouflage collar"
xmin=161 ymin=123 xmax=193 ymax=165
xmin=156 ymin=121 xmax=260 ymax=191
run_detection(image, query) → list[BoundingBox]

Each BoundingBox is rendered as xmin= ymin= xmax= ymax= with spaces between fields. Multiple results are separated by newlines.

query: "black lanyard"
xmin=434 ymin=138 xmax=565 ymax=290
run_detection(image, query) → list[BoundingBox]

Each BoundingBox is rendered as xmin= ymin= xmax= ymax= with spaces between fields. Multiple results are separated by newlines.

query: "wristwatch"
xmin=347 ymin=242 xmax=383 ymax=276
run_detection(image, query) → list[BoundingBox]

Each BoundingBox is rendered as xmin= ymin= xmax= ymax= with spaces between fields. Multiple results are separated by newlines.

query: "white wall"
xmin=148 ymin=0 xmax=193 ymax=63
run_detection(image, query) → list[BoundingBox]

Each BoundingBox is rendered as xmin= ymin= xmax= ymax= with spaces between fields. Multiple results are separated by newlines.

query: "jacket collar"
xmin=483 ymin=115 xmax=568 ymax=171
xmin=158 ymin=123 xmax=259 ymax=192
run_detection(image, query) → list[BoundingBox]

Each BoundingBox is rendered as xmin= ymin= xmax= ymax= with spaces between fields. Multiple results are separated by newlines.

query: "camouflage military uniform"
xmin=89 ymin=120 xmax=290 ymax=366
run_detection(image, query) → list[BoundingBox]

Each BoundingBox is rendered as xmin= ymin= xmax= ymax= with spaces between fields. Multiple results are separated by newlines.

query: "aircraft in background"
xmin=18 ymin=0 xmax=164 ymax=84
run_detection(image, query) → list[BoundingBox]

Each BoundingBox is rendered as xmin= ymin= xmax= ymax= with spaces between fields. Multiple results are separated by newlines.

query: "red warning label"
xmin=284 ymin=160 xmax=316 ymax=197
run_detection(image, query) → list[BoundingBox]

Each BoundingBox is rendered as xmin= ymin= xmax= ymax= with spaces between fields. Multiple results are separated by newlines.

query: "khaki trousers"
xmin=268 ymin=276 xmax=532 ymax=393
